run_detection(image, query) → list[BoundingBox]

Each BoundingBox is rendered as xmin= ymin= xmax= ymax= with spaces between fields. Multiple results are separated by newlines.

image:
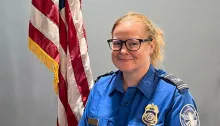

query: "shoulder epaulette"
xmin=162 ymin=74 xmax=189 ymax=91
xmin=94 ymin=71 xmax=115 ymax=83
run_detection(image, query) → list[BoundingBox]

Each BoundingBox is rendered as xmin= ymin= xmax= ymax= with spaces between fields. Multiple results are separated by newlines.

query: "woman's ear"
xmin=149 ymin=39 xmax=156 ymax=54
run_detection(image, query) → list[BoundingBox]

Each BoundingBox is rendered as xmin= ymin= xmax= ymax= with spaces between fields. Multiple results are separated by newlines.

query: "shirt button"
xmin=124 ymin=102 xmax=128 ymax=106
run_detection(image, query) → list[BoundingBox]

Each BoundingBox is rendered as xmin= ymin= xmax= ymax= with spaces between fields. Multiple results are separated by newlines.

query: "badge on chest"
xmin=142 ymin=103 xmax=159 ymax=126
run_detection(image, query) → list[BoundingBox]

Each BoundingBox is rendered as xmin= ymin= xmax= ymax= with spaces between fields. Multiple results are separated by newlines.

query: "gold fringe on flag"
xmin=28 ymin=37 xmax=59 ymax=94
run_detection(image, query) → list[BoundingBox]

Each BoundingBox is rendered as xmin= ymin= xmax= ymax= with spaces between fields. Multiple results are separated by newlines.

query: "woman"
xmin=79 ymin=12 xmax=200 ymax=126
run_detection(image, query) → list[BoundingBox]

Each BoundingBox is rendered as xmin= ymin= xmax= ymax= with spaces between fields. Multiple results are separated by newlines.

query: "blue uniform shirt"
xmin=79 ymin=65 xmax=200 ymax=126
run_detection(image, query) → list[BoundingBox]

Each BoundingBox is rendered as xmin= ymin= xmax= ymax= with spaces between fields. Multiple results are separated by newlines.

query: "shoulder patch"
xmin=94 ymin=71 xmax=115 ymax=83
xmin=180 ymin=104 xmax=200 ymax=126
xmin=162 ymin=74 xmax=189 ymax=91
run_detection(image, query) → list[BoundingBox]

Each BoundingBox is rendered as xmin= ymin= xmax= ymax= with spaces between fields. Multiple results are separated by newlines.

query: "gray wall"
xmin=0 ymin=0 xmax=219 ymax=125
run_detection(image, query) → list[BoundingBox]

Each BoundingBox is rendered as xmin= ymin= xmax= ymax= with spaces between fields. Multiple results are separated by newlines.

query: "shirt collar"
xmin=109 ymin=64 xmax=158 ymax=99
xmin=137 ymin=64 xmax=158 ymax=99
xmin=109 ymin=71 xmax=125 ymax=95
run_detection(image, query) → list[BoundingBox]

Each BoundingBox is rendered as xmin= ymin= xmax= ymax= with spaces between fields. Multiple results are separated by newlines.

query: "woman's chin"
xmin=116 ymin=65 xmax=135 ymax=72
xmin=113 ymin=61 xmax=136 ymax=72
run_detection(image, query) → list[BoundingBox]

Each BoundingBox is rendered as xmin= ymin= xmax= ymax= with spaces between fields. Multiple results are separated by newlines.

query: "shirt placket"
xmin=117 ymin=87 xmax=137 ymax=126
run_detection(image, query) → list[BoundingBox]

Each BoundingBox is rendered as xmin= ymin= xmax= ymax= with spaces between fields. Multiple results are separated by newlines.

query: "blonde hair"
xmin=111 ymin=12 xmax=165 ymax=68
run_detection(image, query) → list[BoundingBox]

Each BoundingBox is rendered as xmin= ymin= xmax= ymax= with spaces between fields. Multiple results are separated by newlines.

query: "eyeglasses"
xmin=107 ymin=38 xmax=152 ymax=51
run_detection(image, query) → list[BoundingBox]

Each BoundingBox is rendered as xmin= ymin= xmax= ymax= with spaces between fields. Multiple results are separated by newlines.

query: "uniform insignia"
xmin=163 ymin=74 xmax=189 ymax=92
xmin=94 ymin=71 xmax=114 ymax=83
xmin=180 ymin=104 xmax=200 ymax=126
xmin=142 ymin=103 xmax=159 ymax=126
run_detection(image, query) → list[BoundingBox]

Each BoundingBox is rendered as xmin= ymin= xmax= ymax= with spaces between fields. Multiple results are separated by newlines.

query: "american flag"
xmin=28 ymin=0 xmax=94 ymax=125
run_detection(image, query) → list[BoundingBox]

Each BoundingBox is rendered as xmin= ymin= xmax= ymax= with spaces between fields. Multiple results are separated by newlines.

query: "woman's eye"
xmin=113 ymin=42 xmax=121 ymax=46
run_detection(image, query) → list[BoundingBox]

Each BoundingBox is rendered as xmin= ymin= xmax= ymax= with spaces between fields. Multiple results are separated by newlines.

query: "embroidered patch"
xmin=180 ymin=104 xmax=200 ymax=126
xmin=142 ymin=103 xmax=159 ymax=125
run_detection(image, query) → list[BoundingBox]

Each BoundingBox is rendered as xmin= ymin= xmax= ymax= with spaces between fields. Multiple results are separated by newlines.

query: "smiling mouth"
xmin=118 ymin=59 xmax=132 ymax=61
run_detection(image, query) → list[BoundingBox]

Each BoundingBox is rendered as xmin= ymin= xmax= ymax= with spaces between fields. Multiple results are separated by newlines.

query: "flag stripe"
xmin=67 ymin=0 xmax=93 ymax=90
xmin=59 ymin=8 xmax=80 ymax=125
xmin=59 ymin=11 xmax=67 ymax=53
xmin=30 ymin=4 xmax=60 ymax=48
xmin=52 ymin=0 xmax=59 ymax=6
xmin=59 ymin=6 xmax=82 ymax=124
xmin=58 ymin=70 xmax=78 ymax=125
xmin=32 ymin=0 xmax=59 ymax=26
xmin=65 ymin=0 xmax=90 ymax=106
xmin=29 ymin=23 xmax=59 ymax=59
xmin=68 ymin=0 xmax=94 ymax=90
xmin=82 ymin=26 xmax=87 ymax=42
xmin=67 ymin=49 xmax=84 ymax=121
xmin=57 ymin=100 xmax=67 ymax=126
xmin=60 ymin=4 xmax=85 ymax=122
xmin=58 ymin=5 xmax=71 ymax=126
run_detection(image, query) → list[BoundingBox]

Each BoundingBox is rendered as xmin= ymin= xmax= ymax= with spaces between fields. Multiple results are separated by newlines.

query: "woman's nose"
xmin=120 ymin=43 xmax=129 ymax=53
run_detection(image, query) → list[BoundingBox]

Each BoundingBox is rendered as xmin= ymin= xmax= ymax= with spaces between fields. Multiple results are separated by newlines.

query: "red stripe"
xmin=59 ymin=9 xmax=78 ymax=125
xmin=58 ymin=70 xmax=78 ymax=126
xmin=59 ymin=15 xmax=67 ymax=53
xmin=79 ymin=0 xmax=82 ymax=9
xmin=32 ymin=0 xmax=59 ymax=26
xmin=65 ymin=0 xmax=90 ymax=106
xmin=29 ymin=22 xmax=59 ymax=59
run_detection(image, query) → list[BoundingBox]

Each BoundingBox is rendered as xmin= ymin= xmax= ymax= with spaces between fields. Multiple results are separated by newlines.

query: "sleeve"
xmin=164 ymin=89 xmax=200 ymax=126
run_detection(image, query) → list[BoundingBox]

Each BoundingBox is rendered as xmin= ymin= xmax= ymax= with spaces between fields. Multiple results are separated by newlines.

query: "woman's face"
xmin=111 ymin=20 xmax=154 ymax=73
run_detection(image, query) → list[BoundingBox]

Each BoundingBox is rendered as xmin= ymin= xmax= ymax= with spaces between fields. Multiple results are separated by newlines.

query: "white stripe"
xmin=30 ymin=4 xmax=60 ymax=48
xmin=178 ymin=86 xmax=187 ymax=89
xmin=59 ymin=46 xmax=83 ymax=122
xmin=59 ymin=46 xmax=67 ymax=79
xmin=67 ymin=48 xmax=84 ymax=121
xmin=59 ymin=42 xmax=83 ymax=122
xmin=60 ymin=8 xmax=68 ymax=29
xmin=59 ymin=8 xmax=84 ymax=122
xmin=178 ymin=87 xmax=187 ymax=90
xmin=58 ymin=46 xmax=68 ymax=126
xmin=177 ymin=84 xmax=187 ymax=88
xmin=79 ymin=38 xmax=94 ymax=90
xmin=164 ymin=74 xmax=172 ymax=78
xmin=58 ymin=97 xmax=68 ymax=126
xmin=177 ymin=84 xmax=188 ymax=89
xmin=67 ymin=0 xmax=94 ymax=89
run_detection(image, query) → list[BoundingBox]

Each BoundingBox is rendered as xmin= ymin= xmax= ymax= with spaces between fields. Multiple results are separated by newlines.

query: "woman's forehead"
xmin=112 ymin=21 xmax=146 ymax=38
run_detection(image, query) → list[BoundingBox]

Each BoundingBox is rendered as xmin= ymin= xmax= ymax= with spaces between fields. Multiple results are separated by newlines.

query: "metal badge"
xmin=142 ymin=103 xmax=159 ymax=126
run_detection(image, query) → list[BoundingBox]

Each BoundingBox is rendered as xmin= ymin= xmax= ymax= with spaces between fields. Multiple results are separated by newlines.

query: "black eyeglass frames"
xmin=107 ymin=38 xmax=152 ymax=51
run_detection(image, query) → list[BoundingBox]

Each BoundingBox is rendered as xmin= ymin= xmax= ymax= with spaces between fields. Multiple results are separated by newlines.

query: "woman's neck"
xmin=122 ymin=64 xmax=150 ymax=90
